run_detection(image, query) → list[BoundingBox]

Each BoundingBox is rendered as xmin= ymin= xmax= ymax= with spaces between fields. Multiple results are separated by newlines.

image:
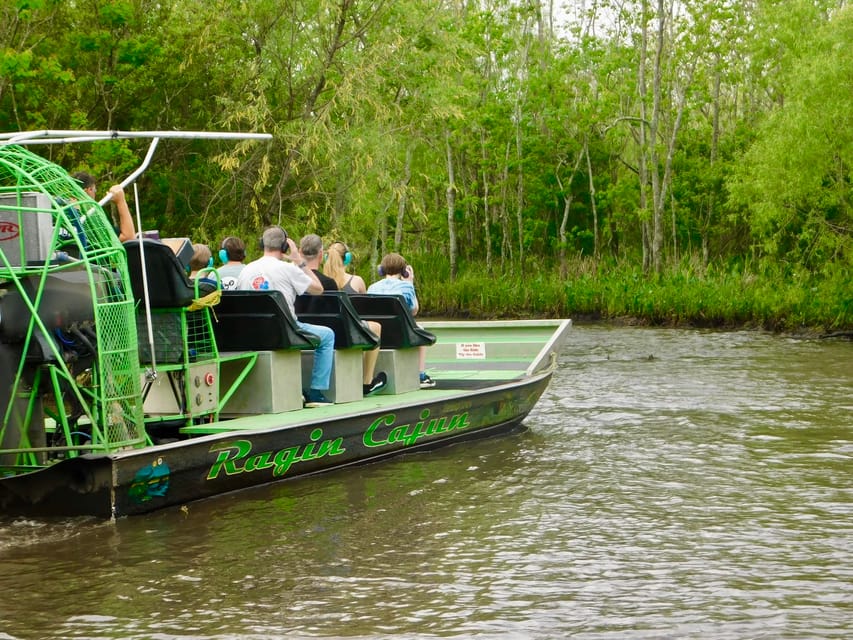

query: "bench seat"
xmin=348 ymin=294 xmax=437 ymax=395
xmin=347 ymin=294 xmax=436 ymax=348
xmin=295 ymin=292 xmax=380 ymax=403
xmin=212 ymin=290 xmax=320 ymax=351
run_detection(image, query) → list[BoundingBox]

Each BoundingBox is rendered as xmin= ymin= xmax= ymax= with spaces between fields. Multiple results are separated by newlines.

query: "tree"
xmin=729 ymin=2 xmax=853 ymax=269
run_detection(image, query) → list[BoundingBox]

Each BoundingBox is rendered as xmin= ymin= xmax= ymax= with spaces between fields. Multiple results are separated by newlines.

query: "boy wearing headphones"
xmin=217 ymin=236 xmax=246 ymax=290
xmin=367 ymin=253 xmax=435 ymax=389
xmin=236 ymin=226 xmax=336 ymax=407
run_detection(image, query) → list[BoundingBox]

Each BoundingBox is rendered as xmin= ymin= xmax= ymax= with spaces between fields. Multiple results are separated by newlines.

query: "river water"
xmin=1 ymin=325 xmax=851 ymax=639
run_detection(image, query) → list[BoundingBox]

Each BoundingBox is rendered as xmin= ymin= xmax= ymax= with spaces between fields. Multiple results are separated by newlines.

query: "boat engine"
xmin=0 ymin=270 xmax=98 ymax=449
xmin=0 ymin=270 xmax=97 ymax=368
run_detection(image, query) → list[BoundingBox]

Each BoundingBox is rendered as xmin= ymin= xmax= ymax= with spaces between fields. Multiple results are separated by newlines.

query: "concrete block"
xmin=375 ymin=348 xmax=420 ymax=394
xmin=301 ymin=349 xmax=363 ymax=404
xmin=219 ymin=350 xmax=303 ymax=415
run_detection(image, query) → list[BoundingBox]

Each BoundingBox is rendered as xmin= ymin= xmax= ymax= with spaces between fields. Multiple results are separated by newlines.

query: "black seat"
xmin=213 ymin=290 xmax=320 ymax=351
xmin=123 ymin=239 xmax=195 ymax=308
xmin=294 ymin=291 xmax=379 ymax=350
xmin=348 ymin=294 xmax=436 ymax=348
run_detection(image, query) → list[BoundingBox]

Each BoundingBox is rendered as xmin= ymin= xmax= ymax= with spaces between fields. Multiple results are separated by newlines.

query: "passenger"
xmin=188 ymin=243 xmax=218 ymax=294
xmin=299 ymin=234 xmax=338 ymax=291
xmin=237 ymin=226 xmax=335 ymax=407
xmin=367 ymin=252 xmax=435 ymax=389
xmin=217 ymin=236 xmax=246 ymax=290
xmin=71 ymin=171 xmax=136 ymax=243
xmin=322 ymin=240 xmax=387 ymax=396
xmin=324 ymin=241 xmax=367 ymax=294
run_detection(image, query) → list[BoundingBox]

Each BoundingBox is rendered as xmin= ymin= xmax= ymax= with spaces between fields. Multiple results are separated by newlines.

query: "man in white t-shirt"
xmin=236 ymin=226 xmax=335 ymax=407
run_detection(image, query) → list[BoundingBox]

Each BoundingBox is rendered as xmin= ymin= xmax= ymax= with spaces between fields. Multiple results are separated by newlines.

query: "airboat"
xmin=0 ymin=130 xmax=571 ymax=518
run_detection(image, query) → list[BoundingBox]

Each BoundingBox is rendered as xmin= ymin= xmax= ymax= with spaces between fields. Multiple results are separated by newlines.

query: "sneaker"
xmin=363 ymin=372 xmax=387 ymax=396
xmin=304 ymin=389 xmax=333 ymax=407
xmin=419 ymin=373 xmax=436 ymax=389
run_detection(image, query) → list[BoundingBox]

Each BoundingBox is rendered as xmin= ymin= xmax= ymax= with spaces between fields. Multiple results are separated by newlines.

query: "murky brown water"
xmin=1 ymin=326 xmax=851 ymax=639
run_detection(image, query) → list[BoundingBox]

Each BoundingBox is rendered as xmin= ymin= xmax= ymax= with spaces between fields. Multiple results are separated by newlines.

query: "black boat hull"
xmin=0 ymin=371 xmax=552 ymax=518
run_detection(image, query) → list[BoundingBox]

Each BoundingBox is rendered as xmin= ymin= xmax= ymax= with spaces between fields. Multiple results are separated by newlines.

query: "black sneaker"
xmin=419 ymin=373 xmax=436 ymax=389
xmin=304 ymin=389 xmax=333 ymax=407
xmin=363 ymin=371 xmax=387 ymax=396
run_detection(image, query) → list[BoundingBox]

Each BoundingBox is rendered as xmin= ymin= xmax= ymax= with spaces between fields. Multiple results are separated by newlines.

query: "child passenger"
xmin=366 ymin=252 xmax=435 ymax=389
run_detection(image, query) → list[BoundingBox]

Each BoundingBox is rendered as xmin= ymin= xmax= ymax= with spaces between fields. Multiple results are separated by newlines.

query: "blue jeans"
xmin=297 ymin=321 xmax=334 ymax=391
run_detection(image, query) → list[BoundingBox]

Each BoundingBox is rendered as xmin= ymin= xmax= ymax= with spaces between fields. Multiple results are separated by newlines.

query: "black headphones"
xmin=258 ymin=226 xmax=288 ymax=252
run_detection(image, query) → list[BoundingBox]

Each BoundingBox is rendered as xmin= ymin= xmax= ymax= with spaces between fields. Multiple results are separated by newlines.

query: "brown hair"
xmin=220 ymin=236 xmax=245 ymax=262
xmin=379 ymin=252 xmax=407 ymax=276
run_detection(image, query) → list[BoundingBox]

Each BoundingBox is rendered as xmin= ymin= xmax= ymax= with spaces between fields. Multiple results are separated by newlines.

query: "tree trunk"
xmin=584 ymin=136 xmax=599 ymax=260
xmin=481 ymin=131 xmax=493 ymax=271
xmin=394 ymin=145 xmax=413 ymax=250
xmin=638 ymin=0 xmax=651 ymax=274
xmin=650 ymin=0 xmax=666 ymax=275
xmin=500 ymin=140 xmax=512 ymax=268
xmin=704 ymin=60 xmax=722 ymax=266
xmin=445 ymin=128 xmax=458 ymax=281
xmin=555 ymin=150 xmax=583 ymax=278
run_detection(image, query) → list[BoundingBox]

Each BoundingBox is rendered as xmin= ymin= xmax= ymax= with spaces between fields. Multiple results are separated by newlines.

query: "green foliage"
xmin=419 ymin=253 xmax=852 ymax=331
xmin=728 ymin=3 xmax=853 ymax=269
xmin=0 ymin=0 xmax=850 ymax=330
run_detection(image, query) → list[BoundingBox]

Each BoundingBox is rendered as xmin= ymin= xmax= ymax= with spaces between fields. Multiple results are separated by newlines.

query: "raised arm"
xmin=109 ymin=185 xmax=136 ymax=242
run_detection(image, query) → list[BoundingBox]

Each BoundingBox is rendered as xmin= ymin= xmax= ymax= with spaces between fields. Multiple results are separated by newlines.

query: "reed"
xmin=415 ymin=254 xmax=852 ymax=332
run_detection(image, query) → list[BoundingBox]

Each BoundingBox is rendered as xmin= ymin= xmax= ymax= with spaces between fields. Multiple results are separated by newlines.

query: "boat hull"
xmin=0 ymin=370 xmax=553 ymax=518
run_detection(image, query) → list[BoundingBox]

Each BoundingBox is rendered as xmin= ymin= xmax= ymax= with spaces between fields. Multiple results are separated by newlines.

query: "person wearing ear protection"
xmin=188 ymin=243 xmax=218 ymax=294
xmin=367 ymin=253 xmax=435 ymax=389
xmin=217 ymin=236 xmax=246 ymax=290
xmin=323 ymin=242 xmax=365 ymax=293
xmin=322 ymin=241 xmax=387 ymax=396
xmin=299 ymin=234 xmax=339 ymax=291
xmin=236 ymin=226 xmax=336 ymax=407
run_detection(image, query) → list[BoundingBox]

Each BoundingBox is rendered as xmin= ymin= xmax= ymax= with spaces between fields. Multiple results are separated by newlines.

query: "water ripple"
xmin=0 ymin=326 xmax=850 ymax=639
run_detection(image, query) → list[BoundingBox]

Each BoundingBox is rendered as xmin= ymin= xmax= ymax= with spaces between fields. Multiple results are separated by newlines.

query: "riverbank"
xmin=415 ymin=256 xmax=852 ymax=334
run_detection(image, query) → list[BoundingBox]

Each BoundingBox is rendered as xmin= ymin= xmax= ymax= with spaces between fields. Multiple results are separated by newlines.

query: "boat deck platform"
xmin=171 ymin=319 xmax=569 ymax=436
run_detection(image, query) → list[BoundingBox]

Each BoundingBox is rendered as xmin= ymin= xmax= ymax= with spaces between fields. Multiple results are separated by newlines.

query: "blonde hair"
xmin=323 ymin=241 xmax=350 ymax=289
xmin=189 ymin=243 xmax=212 ymax=273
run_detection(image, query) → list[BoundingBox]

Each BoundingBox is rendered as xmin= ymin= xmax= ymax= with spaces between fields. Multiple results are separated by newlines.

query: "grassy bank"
xmin=411 ymin=255 xmax=852 ymax=333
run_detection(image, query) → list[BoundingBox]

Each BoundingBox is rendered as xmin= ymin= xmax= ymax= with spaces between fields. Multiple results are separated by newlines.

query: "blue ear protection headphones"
xmin=327 ymin=242 xmax=352 ymax=266
xmin=187 ymin=255 xmax=214 ymax=274
xmin=219 ymin=237 xmax=232 ymax=265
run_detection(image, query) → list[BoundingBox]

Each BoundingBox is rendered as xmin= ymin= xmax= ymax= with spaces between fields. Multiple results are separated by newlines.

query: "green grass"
xmin=416 ymin=254 xmax=853 ymax=333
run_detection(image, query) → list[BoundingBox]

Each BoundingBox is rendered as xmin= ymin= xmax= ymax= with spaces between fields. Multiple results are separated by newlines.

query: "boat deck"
xmin=175 ymin=319 xmax=570 ymax=436
xmin=179 ymin=370 xmax=527 ymax=436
